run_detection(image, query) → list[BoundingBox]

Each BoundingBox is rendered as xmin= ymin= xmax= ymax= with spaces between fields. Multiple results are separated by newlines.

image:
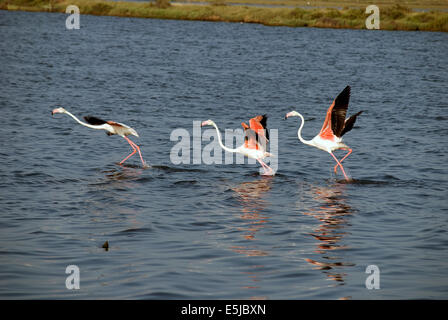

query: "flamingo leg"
xmin=120 ymin=138 xmax=137 ymax=165
xmin=257 ymin=159 xmax=274 ymax=176
xmin=330 ymin=152 xmax=349 ymax=181
xmin=121 ymin=136 xmax=147 ymax=167
xmin=125 ymin=137 xmax=146 ymax=166
xmin=333 ymin=148 xmax=352 ymax=174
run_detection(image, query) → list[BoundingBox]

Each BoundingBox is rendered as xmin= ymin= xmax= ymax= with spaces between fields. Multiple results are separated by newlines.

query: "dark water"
xmin=0 ymin=11 xmax=447 ymax=299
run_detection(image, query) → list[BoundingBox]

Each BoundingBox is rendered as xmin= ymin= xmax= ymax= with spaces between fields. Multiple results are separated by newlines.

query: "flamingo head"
xmin=285 ymin=111 xmax=300 ymax=120
xmin=52 ymin=107 xmax=67 ymax=116
xmin=201 ymin=119 xmax=215 ymax=127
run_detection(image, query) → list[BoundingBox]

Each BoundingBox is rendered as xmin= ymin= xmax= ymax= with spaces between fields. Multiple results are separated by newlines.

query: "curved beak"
xmin=284 ymin=111 xmax=294 ymax=120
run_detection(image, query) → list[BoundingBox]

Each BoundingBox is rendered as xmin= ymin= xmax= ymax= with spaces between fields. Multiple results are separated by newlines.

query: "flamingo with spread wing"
xmin=285 ymin=86 xmax=362 ymax=181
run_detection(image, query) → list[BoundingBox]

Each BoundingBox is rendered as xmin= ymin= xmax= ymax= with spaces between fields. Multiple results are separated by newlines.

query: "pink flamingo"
xmin=285 ymin=86 xmax=362 ymax=181
xmin=51 ymin=107 xmax=147 ymax=167
xmin=201 ymin=115 xmax=274 ymax=175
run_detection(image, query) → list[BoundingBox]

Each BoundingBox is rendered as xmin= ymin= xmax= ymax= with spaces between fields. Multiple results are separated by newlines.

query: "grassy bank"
xmin=1 ymin=0 xmax=447 ymax=32
xmin=191 ymin=0 xmax=448 ymax=11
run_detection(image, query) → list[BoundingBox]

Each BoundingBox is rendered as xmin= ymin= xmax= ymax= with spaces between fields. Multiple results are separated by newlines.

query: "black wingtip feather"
xmin=259 ymin=114 xmax=268 ymax=127
xmin=340 ymin=110 xmax=363 ymax=137
xmin=84 ymin=116 xmax=107 ymax=125
xmin=331 ymin=86 xmax=352 ymax=137
xmin=336 ymin=86 xmax=351 ymax=105
xmin=259 ymin=114 xmax=269 ymax=141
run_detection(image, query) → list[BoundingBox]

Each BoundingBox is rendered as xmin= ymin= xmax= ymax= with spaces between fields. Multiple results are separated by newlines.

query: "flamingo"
xmin=285 ymin=86 xmax=362 ymax=181
xmin=201 ymin=115 xmax=274 ymax=175
xmin=51 ymin=107 xmax=147 ymax=167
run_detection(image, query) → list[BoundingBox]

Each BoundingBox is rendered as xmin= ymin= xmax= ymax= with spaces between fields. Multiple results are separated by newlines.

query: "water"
xmin=0 ymin=10 xmax=447 ymax=300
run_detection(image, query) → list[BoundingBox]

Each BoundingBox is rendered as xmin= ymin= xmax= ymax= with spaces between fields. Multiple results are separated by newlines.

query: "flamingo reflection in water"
xmin=229 ymin=177 xmax=273 ymax=295
xmin=302 ymin=183 xmax=355 ymax=286
xmin=230 ymin=177 xmax=273 ymax=257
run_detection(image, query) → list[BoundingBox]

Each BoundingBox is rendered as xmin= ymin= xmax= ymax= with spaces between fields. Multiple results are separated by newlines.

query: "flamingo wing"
xmin=340 ymin=111 xmax=363 ymax=137
xmin=249 ymin=114 xmax=269 ymax=142
xmin=241 ymin=122 xmax=250 ymax=130
xmin=243 ymin=128 xmax=260 ymax=150
xmin=319 ymin=86 xmax=351 ymax=139
xmin=107 ymin=120 xmax=130 ymax=129
xmin=241 ymin=122 xmax=252 ymax=148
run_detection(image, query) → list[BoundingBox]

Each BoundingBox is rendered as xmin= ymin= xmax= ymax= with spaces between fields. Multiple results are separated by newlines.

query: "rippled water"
xmin=0 ymin=11 xmax=447 ymax=299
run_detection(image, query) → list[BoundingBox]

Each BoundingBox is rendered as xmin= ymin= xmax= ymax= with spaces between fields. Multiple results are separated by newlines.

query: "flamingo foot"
xmin=337 ymin=168 xmax=350 ymax=182
xmin=260 ymin=162 xmax=275 ymax=176
xmin=261 ymin=169 xmax=272 ymax=176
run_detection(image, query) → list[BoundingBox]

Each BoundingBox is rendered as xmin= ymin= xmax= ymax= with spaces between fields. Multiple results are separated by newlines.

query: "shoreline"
xmin=181 ymin=0 xmax=448 ymax=11
xmin=1 ymin=0 xmax=447 ymax=32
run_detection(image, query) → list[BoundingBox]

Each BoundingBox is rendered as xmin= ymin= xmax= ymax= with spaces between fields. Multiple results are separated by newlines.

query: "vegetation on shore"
xmin=1 ymin=0 xmax=447 ymax=32
xmin=201 ymin=0 xmax=448 ymax=11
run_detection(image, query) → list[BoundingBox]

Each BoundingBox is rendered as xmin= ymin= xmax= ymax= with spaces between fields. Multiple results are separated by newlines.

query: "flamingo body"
xmin=81 ymin=116 xmax=138 ymax=137
xmin=235 ymin=145 xmax=266 ymax=160
xmin=308 ymin=134 xmax=349 ymax=153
